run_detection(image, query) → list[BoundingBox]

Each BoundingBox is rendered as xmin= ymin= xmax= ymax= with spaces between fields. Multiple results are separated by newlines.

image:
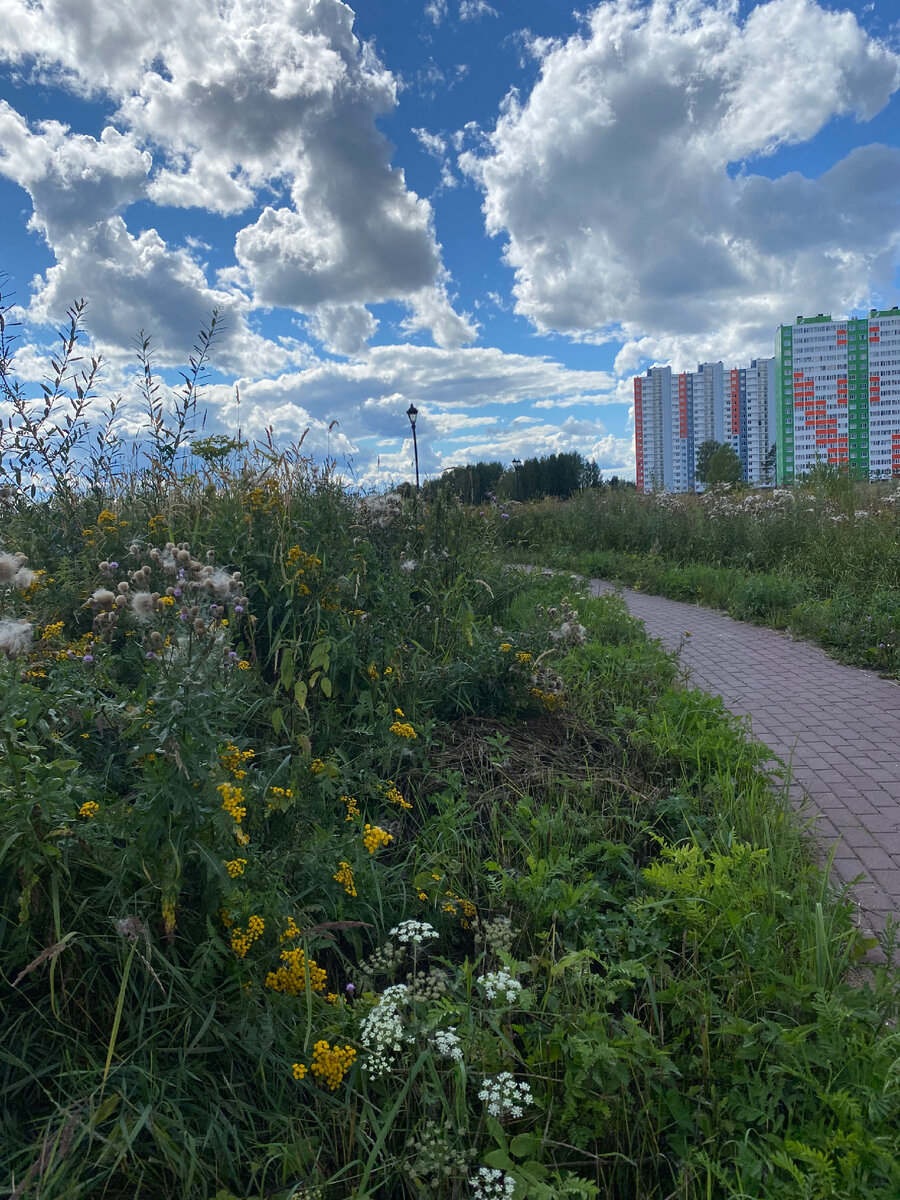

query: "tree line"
xmin=421 ymin=452 xmax=632 ymax=505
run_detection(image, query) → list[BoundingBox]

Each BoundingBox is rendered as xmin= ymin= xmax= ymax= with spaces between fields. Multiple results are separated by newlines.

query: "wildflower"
xmin=41 ymin=621 xmax=65 ymax=640
xmin=225 ymin=858 xmax=247 ymax=878
xmin=471 ymin=1166 xmax=516 ymax=1199
xmin=130 ymin=592 xmax=157 ymax=621
xmin=281 ymin=916 xmax=301 ymax=941
xmin=219 ymin=782 xmax=247 ymax=822
xmin=231 ymin=915 xmax=264 ymax=959
xmin=366 ymin=662 xmax=379 ymax=682
xmin=265 ymin=946 xmax=327 ymax=994
xmin=385 ymin=783 xmax=411 ymax=810
xmin=310 ymin=758 xmax=326 ymax=775
xmin=309 ymin=1040 xmax=357 ymax=1090
xmin=333 ymin=861 xmax=358 ymax=896
xmin=238 ymin=660 xmax=250 ymax=670
xmin=515 ymin=650 xmax=532 ymax=664
xmin=0 ymin=618 xmax=34 ymax=657
xmin=394 ymin=707 xmax=405 ymax=717
xmin=363 ymin=824 xmax=393 ymax=854
xmin=477 ymin=970 xmax=522 ymax=1004
xmin=292 ymin=1062 xmax=308 ymax=1080
xmin=478 ymin=1072 xmax=533 ymax=1120
xmin=432 ymin=1028 xmax=463 ymax=1062
xmin=221 ymin=743 xmax=254 ymax=779
xmin=78 ymin=800 xmax=100 ymax=819
xmin=360 ymin=983 xmax=410 ymax=1076
xmin=340 ymin=794 xmax=360 ymax=821
xmin=389 ymin=721 xmax=417 ymax=740
xmin=389 ymin=919 xmax=437 ymax=946
xmin=498 ymin=643 xmax=512 ymax=653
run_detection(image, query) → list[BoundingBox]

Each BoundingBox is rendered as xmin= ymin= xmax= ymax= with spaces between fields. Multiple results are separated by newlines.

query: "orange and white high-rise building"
xmin=634 ymin=358 xmax=775 ymax=491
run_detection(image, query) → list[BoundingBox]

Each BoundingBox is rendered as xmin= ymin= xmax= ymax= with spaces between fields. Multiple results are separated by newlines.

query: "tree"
xmin=762 ymin=442 xmax=777 ymax=487
xmin=706 ymin=443 xmax=743 ymax=487
xmin=694 ymin=439 xmax=721 ymax=484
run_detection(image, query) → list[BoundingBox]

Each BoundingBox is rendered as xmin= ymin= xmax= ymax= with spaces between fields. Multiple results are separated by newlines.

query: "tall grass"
xmin=497 ymin=482 xmax=900 ymax=673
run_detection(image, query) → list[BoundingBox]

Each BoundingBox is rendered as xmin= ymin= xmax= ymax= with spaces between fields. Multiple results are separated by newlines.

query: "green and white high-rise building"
xmin=776 ymin=307 xmax=900 ymax=483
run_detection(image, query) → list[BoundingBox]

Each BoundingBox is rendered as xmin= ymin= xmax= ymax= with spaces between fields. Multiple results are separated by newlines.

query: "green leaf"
xmin=320 ymin=676 xmax=332 ymax=698
xmin=484 ymin=1149 xmax=515 ymax=1171
xmin=271 ymin=708 xmax=284 ymax=735
xmin=509 ymin=1134 xmax=542 ymax=1159
xmin=294 ymin=681 xmax=308 ymax=709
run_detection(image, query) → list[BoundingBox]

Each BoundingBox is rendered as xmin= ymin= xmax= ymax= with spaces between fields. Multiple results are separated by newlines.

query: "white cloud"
xmin=308 ymin=303 xmax=379 ymax=357
xmin=0 ymin=0 xmax=471 ymax=357
xmin=399 ymin=281 xmax=478 ymax=348
xmin=187 ymin=341 xmax=620 ymax=482
xmin=413 ymin=126 xmax=458 ymax=190
xmin=459 ymin=1 xmax=498 ymax=20
xmin=461 ymin=0 xmax=900 ymax=368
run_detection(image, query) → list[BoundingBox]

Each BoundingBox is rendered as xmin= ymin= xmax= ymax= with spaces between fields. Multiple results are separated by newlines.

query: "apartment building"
xmin=634 ymin=358 xmax=775 ymax=492
xmin=776 ymin=308 xmax=900 ymax=482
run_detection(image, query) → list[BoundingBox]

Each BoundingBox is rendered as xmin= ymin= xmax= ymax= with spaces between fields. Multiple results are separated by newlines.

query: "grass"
xmin=496 ymin=481 xmax=900 ymax=676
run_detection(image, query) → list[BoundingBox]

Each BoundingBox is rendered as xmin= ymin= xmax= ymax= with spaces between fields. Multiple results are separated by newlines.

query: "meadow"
xmin=498 ymin=476 xmax=900 ymax=678
xmin=2 ymin=320 xmax=900 ymax=1198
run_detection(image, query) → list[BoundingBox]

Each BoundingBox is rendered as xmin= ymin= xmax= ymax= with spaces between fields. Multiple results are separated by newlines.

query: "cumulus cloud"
xmin=307 ymin=303 xmax=379 ymax=357
xmin=461 ymin=0 xmax=900 ymax=369
xmin=0 ymin=0 xmax=470 ymax=360
xmin=189 ymin=341 xmax=618 ymax=479
xmin=198 ymin=344 xmax=625 ymax=486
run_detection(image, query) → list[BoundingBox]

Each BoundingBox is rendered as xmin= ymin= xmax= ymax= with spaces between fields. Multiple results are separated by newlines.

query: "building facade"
xmin=634 ymin=357 xmax=775 ymax=492
xmin=776 ymin=308 xmax=900 ymax=483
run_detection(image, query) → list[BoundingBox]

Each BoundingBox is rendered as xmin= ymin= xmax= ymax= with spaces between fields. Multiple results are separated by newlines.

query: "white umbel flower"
xmin=390 ymin=919 xmax=437 ymax=946
xmin=471 ymin=1166 xmax=516 ymax=1199
xmin=360 ymin=983 xmax=411 ymax=1077
xmin=477 ymin=970 xmax=521 ymax=1004
xmin=478 ymin=1072 xmax=533 ymax=1120
xmin=431 ymin=1028 xmax=463 ymax=1062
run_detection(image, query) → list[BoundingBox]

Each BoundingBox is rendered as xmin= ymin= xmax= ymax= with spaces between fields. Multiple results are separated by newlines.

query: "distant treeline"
xmin=421 ymin=452 xmax=634 ymax=505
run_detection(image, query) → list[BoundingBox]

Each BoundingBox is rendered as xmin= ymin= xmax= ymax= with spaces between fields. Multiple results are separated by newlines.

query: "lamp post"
xmin=511 ymin=457 xmax=522 ymax=500
xmin=406 ymin=403 xmax=420 ymax=492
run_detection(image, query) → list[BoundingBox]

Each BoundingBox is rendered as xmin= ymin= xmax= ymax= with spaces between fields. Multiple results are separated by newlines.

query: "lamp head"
xmin=406 ymin=403 xmax=419 ymax=428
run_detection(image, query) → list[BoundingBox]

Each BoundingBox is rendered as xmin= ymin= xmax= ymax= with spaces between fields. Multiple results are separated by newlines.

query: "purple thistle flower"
xmin=82 ymin=654 xmax=94 ymax=664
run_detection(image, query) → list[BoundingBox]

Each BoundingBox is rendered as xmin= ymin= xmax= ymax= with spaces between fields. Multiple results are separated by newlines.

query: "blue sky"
xmin=1 ymin=0 xmax=898 ymax=488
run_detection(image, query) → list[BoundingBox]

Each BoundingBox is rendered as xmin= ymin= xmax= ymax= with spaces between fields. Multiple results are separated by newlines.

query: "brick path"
xmin=590 ymin=580 xmax=900 ymax=935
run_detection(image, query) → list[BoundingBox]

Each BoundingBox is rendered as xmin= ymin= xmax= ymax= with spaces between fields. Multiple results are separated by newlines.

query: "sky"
xmin=0 ymin=0 xmax=898 ymax=489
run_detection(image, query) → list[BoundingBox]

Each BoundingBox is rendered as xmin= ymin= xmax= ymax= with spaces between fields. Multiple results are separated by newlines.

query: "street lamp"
xmin=511 ymin=457 xmax=522 ymax=500
xmin=406 ymin=402 xmax=420 ymax=492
